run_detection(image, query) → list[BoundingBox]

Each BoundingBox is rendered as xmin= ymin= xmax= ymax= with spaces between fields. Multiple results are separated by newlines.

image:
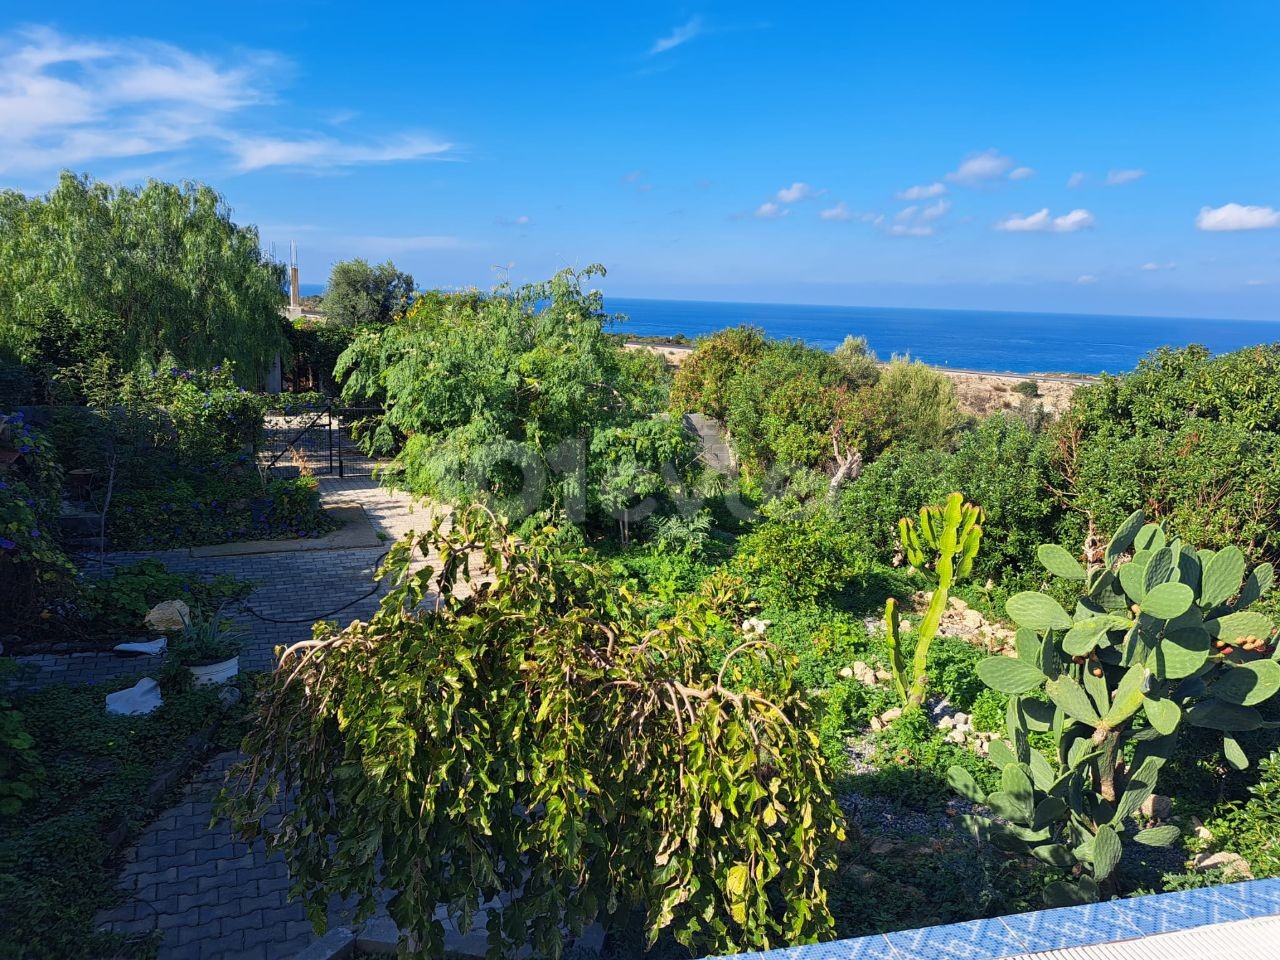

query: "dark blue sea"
xmin=604 ymin=298 xmax=1279 ymax=375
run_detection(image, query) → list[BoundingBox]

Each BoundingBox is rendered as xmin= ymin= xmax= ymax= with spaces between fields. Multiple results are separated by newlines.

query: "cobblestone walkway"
xmin=9 ymin=478 xmax=438 ymax=958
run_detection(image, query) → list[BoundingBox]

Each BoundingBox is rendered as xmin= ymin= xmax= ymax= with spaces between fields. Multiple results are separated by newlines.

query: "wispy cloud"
xmin=1076 ymin=274 xmax=1098 ymax=285
xmin=754 ymin=201 xmax=789 ymax=219
xmin=1195 ymin=203 xmax=1280 ymax=231
xmin=946 ymin=149 xmax=1028 ymax=185
xmin=819 ymin=201 xmax=882 ymax=224
xmin=1141 ymin=261 xmax=1176 ymax=271
xmin=1067 ymin=172 xmax=1086 ymax=188
xmin=896 ymin=182 xmax=946 ymax=200
xmin=1105 ymin=168 xmax=1145 ymax=186
xmin=995 ymin=208 xmax=1095 ymax=232
xmin=775 ymin=181 xmax=823 ymax=203
xmin=650 ymin=17 xmax=704 ymax=55
xmin=0 ymin=25 xmax=455 ymax=177
xmin=495 ymin=214 xmax=532 ymax=227
xmin=227 ymin=133 xmax=452 ymax=172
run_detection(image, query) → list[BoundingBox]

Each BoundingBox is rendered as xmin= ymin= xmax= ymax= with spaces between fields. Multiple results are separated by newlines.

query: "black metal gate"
xmin=260 ymin=404 xmax=383 ymax=478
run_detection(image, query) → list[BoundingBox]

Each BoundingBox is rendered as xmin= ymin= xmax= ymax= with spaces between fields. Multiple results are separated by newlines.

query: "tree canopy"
xmin=0 ymin=172 xmax=286 ymax=389
xmin=336 ymin=267 xmax=685 ymax=530
xmin=321 ymin=258 xmax=415 ymax=327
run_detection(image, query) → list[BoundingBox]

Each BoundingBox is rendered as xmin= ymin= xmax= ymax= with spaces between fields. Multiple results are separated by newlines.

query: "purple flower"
xmin=18 ymin=445 xmax=31 ymax=454
xmin=29 ymin=528 xmax=39 ymax=538
xmin=0 ymin=537 xmax=16 ymax=550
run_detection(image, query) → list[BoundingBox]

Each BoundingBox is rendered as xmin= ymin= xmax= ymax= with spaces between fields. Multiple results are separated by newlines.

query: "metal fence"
xmin=260 ymin=404 xmax=383 ymax=478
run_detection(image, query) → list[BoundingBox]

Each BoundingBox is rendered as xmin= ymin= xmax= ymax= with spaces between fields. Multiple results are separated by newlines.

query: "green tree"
xmin=321 ymin=258 xmax=415 ymax=327
xmin=669 ymin=325 xmax=768 ymax=421
xmin=336 ymin=268 xmax=672 ymax=527
xmin=220 ymin=508 xmax=844 ymax=958
xmin=0 ymin=172 xmax=285 ymax=388
xmin=873 ymin=357 xmax=962 ymax=450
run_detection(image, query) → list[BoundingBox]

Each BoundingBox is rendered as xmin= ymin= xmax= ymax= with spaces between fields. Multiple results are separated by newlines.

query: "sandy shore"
xmin=624 ymin=341 xmax=1092 ymax=417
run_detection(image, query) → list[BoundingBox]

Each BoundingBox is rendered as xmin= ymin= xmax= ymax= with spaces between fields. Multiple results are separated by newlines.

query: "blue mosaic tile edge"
xmin=707 ymin=879 xmax=1280 ymax=960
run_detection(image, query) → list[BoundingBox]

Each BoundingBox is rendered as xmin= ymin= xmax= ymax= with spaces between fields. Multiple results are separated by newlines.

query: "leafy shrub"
xmin=968 ymin=688 xmax=1008 ymax=733
xmin=816 ymin=677 xmax=896 ymax=772
xmin=0 ymin=413 xmax=74 ymax=631
xmin=222 ymin=508 xmax=846 ymax=957
xmin=1206 ymin=748 xmax=1280 ymax=877
xmin=731 ymin=510 xmax=868 ymax=607
xmin=668 ymin=325 xmax=769 ymax=421
xmin=1013 ymin=380 xmax=1040 ymax=398
xmin=1050 ymin=344 xmax=1280 ymax=563
xmin=0 ymin=682 xmax=228 ymax=958
xmin=839 ymin=414 xmax=1056 ymax=587
xmin=106 ymin=475 xmax=330 ymax=549
xmin=750 ymin=606 xmax=875 ymax=688
xmin=78 ymin=559 xmax=250 ymax=638
xmin=874 ymin=358 xmax=963 ymax=451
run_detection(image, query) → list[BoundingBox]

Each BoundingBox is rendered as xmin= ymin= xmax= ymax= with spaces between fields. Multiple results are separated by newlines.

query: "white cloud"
xmin=0 ymin=25 xmax=455 ymax=176
xmin=1105 ymin=168 xmax=1145 ymax=186
xmin=889 ymin=224 xmax=934 ymax=237
xmin=895 ymin=205 xmax=918 ymax=222
xmin=754 ymin=201 xmax=789 ymax=219
xmin=1008 ymin=166 xmax=1035 ymax=180
xmin=227 ymin=133 xmax=452 ymax=172
xmin=1246 ymin=279 xmax=1272 ymax=287
xmin=1141 ymin=261 xmax=1176 ymax=272
xmin=1076 ymin=274 xmax=1098 ymax=285
xmin=1067 ymin=172 xmax=1086 ymax=188
xmin=945 ymin=149 xmax=1017 ymax=185
xmin=995 ymin=208 xmax=1095 ymax=232
xmin=1196 ymin=203 xmax=1280 ymax=232
xmin=496 ymin=214 xmax=531 ymax=227
xmin=650 ymin=17 xmax=704 ymax=55
xmin=776 ymin=181 xmax=823 ymax=203
xmin=819 ymin=202 xmax=883 ymax=225
xmin=896 ymin=182 xmax=946 ymax=200
xmin=920 ymin=198 xmax=951 ymax=221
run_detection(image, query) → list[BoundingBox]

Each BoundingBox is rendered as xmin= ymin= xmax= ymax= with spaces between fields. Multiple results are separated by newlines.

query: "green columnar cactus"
xmin=885 ymin=493 xmax=983 ymax=707
xmin=950 ymin=510 xmax=1280 ymax=906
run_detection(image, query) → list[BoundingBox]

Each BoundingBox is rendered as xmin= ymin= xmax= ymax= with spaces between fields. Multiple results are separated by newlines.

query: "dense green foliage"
xmin=223 ymin=508 xmax=844 ymax=957
xmin=0 ymin=173 xmax=286 ymax=392
xmin=77 ymin=559 xmax=250 ymax=639
xmin=1050 ymin=345 xmax=1280 ymax=561
xmin=1205 ymin=747 xmax=1280 ymax=877
xmin=0 ymin=681 xmax=233 ymax=959
xmin=337 ymin=268 xmax=688 ymax=535
xmin=284 ymin=318 xmax=357 ymax=395
xmin=320 ymin=258 xmax=415 ymax=327
xmin=0 ymin=414 xmax=75 ymax=632
xmin=956 ymin=512 xmax=1280 ymax=905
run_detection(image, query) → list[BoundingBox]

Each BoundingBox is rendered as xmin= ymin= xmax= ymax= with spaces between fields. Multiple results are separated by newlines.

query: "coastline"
xmin=623 ymin=340 xmax=1091 ymax=417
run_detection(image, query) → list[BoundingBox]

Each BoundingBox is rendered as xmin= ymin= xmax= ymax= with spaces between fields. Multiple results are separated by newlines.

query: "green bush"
xmin=0 ymin=682 xmax=229 ymax=958
xmin=730 ymin=510 xmax=868 ymax=607
xmin=77 ymin=560 xmax=250 ymax=638
xmin=0 ymin=413 xmax=75 ymax=631
xmin=752 ymin=606 xmax=875 ymax=688
xmin=816 ymin=677 xmax=896 ymax=772
xmin=1206 ymin=747 xmax=1280 ymax=877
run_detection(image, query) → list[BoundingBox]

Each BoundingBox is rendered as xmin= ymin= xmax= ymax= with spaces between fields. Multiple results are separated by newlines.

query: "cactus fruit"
xmin=951 ymin=510 xmax=1280 ymax=906
xmin=885 ymin=493 xmax=983 ymax=708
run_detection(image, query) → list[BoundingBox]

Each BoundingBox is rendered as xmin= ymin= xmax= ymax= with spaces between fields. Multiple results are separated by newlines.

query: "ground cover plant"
xmin=0 ymin=677 xmax=242 ymax=959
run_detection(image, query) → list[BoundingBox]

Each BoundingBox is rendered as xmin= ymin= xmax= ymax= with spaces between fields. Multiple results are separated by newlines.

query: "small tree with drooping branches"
xmin=219 ymin=507 xmax=845 ymax=958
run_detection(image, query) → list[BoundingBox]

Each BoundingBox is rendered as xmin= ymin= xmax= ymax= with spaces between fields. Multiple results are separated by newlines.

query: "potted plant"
xmin=172 ymin=608 xmax=244 ymax=686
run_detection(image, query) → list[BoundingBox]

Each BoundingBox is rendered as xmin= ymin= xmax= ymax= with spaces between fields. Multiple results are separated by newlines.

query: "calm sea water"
xmin=605 ymin=298 xmax=1278 ymax=375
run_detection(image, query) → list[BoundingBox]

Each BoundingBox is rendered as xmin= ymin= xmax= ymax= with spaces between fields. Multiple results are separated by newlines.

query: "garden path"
xmin=6 ymin=477 xmax=447 ymax=959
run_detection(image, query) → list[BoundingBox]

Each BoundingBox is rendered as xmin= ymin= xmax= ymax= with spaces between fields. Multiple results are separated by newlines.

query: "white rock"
xmin=1192 ymin=851 xmax=1253 ymax=880
xmin=839 ymin=666 xmax=853 ymax=679
xmin=144 ymin=600 xmax=190 ymax=633
xmin=948 ymin=596 xmax=969 ymax=612
xmin=953 ymin=712 xmax=970 ymax=725
xmin=939 ymin=715 xmax=957 ymax=730
xmin=880 ymin=707 xmax=903 ymax=724
xmin=945 ymin=729 xmax=966 ymax=744
xmin=870 ymin=716 xmax=884 ymax=732
xmin=1139 ymin=794 xmax=1172 ymax=821
xmin=106 ymin=678 xmax=162 ymax=716
xmin=113 ymin=638 xmax=168 ymax=656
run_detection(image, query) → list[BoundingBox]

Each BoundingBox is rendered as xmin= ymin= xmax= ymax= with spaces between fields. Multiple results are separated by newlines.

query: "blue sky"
xmin=2 ymin=2 xmax=1278 ymax=320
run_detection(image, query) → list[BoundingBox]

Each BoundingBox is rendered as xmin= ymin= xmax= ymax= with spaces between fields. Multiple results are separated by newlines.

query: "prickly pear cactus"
xmin=885 ymin=493 xmax=983 ymax=707
xmin=950 ymin=509 xmax=1280 ymax=906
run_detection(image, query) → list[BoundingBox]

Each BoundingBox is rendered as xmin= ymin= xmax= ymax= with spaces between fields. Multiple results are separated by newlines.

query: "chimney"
xmin=289 ymin=241 xmax=301 ymax=311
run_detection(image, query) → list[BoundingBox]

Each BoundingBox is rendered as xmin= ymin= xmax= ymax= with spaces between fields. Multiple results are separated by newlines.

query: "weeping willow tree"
xmin=0 ymin=172 xmax=286 ymax=389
